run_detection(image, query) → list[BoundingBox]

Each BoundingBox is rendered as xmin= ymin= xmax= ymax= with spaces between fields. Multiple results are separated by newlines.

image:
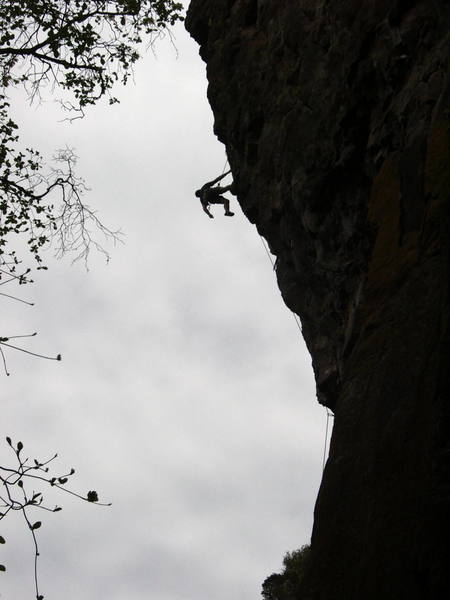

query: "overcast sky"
xmin=1 ymin=10 xmax=329 ymax=600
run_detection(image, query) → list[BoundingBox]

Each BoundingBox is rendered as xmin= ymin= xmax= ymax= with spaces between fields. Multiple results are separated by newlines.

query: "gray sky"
xmin=0 ymin=13 xmax=328 ymax=600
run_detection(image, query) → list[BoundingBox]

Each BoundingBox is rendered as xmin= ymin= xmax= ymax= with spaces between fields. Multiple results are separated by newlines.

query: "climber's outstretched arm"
xmin=214 ymin=184 xmax=232 ymax=194
xmin=203 ymin=169 xmax=231 ymax=189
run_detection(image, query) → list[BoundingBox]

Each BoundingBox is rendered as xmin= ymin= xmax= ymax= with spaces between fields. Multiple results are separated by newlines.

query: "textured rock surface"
xmin=186 ymin=1 xmax=450 ymax=598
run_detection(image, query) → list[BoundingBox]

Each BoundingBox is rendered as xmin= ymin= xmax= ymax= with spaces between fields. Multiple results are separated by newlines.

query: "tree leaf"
xmin=87 ymin=490 xmax=98 ymax=503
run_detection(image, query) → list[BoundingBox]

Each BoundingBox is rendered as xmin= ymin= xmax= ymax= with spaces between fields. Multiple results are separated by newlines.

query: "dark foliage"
xmin=262 ymin=545 xmax=311 ymax=600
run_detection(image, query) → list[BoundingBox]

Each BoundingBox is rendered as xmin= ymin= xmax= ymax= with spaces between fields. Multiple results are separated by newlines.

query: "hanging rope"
xmin=258 ymin=232 xmax=334 ymax=471
xmin=208 ymin=157 xmax=335 ymax=473
xmin=322 ymin=410 xmax=334 ymax=471
xmin=259 ymin=235 xmax=303 ymax=336
xmin=221 ymin=157 xmax=333 ymax=469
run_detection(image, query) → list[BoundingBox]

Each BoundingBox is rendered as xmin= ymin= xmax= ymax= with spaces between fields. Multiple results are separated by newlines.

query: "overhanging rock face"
xmin=186 ymin=1 xmax=450 ymax=598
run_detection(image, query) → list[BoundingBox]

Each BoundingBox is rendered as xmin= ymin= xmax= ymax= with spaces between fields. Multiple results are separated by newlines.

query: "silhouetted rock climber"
xmin=195 ymin=170 xmax=235 ymax=218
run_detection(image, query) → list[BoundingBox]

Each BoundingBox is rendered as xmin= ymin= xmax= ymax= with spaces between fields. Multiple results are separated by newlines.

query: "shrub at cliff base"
xmin=262 ymin=545 xmax=311 ymax=600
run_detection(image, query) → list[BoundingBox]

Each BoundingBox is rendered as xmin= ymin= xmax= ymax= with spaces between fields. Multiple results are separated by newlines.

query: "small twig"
xmin=21 ymin=508 xmax=41 ymax=600
xmin=0 ymin=291 xmax=34 ymax=306
xmin=0 ymin=340 xmax=61 ymax=362
xmin=2 ymin=333 xmax=37 ymax=340
xmin=0 ymin=346 xmax=10 ymax=376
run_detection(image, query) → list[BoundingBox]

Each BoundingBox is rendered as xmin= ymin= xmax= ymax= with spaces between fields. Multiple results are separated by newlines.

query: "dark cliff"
xmin=186 ymin=1 xmax=450 ymax=598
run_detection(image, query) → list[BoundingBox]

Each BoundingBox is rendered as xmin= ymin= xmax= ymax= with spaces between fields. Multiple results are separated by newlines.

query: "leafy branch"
xmin=0 ymin=0 xmax=184 ymax=280
xmin=0 ymin=1 xmax=184 ymax=112
xmin=0 ymin=437 xmax=111 ymax=599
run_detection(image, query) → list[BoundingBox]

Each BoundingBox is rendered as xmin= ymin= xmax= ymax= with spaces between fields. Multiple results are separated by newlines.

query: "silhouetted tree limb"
xmin=0 ymin=1 xmax=184 ymax=370
xmin=0 ymin=437 xmax=110 ymax=599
